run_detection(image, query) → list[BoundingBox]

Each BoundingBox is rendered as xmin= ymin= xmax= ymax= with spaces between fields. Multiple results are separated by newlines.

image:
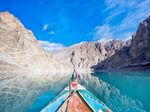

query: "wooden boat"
xmin=41 ymin=70 xmax=112 ymax=112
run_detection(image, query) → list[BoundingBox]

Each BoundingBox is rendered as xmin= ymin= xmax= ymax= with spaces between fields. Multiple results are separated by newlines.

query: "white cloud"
xmin=38 ymin=40 xmax=65 ymax=52
xmin=92 ymin=0 xmax=150 ymax=41
xmin=42 ymin=24 xmax=49 ymax=31
xmin=104 ymin=0 xmax=137 ymax=11
xmin=117 ymin=0 xmax=150 ymax=39
xmin=92 ymin=24 xmax=113 ymax=40
xmin=49 ymin=31 xmax=55 ymax=35
xmin=104 ymin=0 xmax=122 ymax=11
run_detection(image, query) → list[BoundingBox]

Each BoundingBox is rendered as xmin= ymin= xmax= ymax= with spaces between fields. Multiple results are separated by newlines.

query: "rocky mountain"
xmin=1 ymin=11 xmax=148 ymax=73
xmin=123 ymin=36 xmax=132 ymax=47
xmin=129 ymin=16 xmax=150 ymax=63
xmin=53 ymin=42 xmax=107 ymax=70
xmin=53 ymin=38 xmax=129 ymax=70
xmin=0 ymin=50 xmax=27 ymax=87
xmin=0 ymin=11 xmax=70 ymax=73
xmin=104 ymin=39 xmax=126 ymax=57
xmin=98 ymin=37 xmax=131 ymax=47
xmin=92 ymin=16 xmax=150 ymax=71
xmin=0 ymin=50 xmax=25 ymax=73
xmin=98 ymin=37 xmax=130 ymax=57
xmin=98 ymin=37 xmax=113 ymax=46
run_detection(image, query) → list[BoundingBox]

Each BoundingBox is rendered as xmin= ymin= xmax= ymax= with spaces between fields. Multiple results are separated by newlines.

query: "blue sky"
xmin=1 ymin=0 xmax=150 ymax=52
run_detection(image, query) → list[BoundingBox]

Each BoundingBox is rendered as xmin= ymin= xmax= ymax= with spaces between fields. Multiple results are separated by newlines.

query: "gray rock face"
xmin=98 ymin=38 xmax=130 ymax=57
xmin=129 ymin=16 xmax=150 ymax=63
xmin=53 ymin=42 xmax=107 ymax=69
xmin=0 ymin=11 xmax=70 ymax=73
xmin=104 ymin=39 xmax=126 ymax=57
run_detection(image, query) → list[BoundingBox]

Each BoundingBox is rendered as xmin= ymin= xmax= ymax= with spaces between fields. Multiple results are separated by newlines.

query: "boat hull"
xmin=41 ymin=83 xmax=111 ymax=112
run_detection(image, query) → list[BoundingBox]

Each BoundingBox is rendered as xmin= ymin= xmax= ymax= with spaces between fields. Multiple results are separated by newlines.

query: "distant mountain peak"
xmin=97 ymin=36 xmax=132 ymax=47
xmin=123 ymin=36 xmax=132 ymax=41
xmin=97 ymin=37 xmax=113 ymax=45
xmin=122 ymin=36 xmax=132 ymax=46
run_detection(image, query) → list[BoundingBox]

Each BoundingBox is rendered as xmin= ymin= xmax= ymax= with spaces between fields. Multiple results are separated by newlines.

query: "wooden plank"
xmin=68 ymin=93 xmax=90 ymax=112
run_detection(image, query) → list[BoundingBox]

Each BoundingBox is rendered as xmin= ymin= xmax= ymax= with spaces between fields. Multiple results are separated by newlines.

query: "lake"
xmin=0 ymin=72 xmax=150 ymax=112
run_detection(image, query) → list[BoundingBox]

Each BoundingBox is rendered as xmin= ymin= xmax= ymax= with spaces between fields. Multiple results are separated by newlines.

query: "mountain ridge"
xmin=54 ymin=16 xmax=150 ymax=71
xmin=53 ymin=41 xmax=107 ymax=70
xmin=92 ymin=16 xmax=150 ymax=71
xmin=0 ymin=11 xmax=71 ymax=74
xmin=0 ymin=11 xmax=149 ymax=73
xmin=53 ymin=37 xmax=130 ymax=70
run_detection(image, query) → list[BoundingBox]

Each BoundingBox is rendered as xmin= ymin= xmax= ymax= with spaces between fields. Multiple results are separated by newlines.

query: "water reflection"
xmin=78 ymin=73 xmax=146 ymax=112
xmin=0 ymin=73 xmax=70 ymax=112
xmin=91 ymin=72 xmax=150 ymax=112
xmin=0 ymin=72 xmax=148 ymax=112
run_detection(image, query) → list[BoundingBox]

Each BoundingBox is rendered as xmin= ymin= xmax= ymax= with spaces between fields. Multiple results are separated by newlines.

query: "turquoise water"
xmin=0 ymin=72 xmax=150 ymax=112
xmin=91 ymin=72 xmax=150 ymax=112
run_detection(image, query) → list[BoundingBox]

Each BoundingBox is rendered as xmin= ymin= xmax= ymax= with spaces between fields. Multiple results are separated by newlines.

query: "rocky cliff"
xmin=104 ymin=39 xmax=126 ymax=57
xmin=129 ymin=16 xmax=150 ymax=63
xmin=98 ymin=37 xmax=130 ymax=57
xmin=0 ymin=11 xmax=70 ymax=73
xmin=92 ymin=16 xmax=150 ymax=71
xmin=53 ymin=38 xmax=128 ymax=70
xmin=53 ymin=42 xmax=107 ymax=70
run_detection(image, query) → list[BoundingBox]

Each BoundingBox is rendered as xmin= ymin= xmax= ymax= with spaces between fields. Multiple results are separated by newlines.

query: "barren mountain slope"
xmin=0 ymin=11 xmax=70 ymax=73
xmin=53 ymin=42 xmax=107 ymax=69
